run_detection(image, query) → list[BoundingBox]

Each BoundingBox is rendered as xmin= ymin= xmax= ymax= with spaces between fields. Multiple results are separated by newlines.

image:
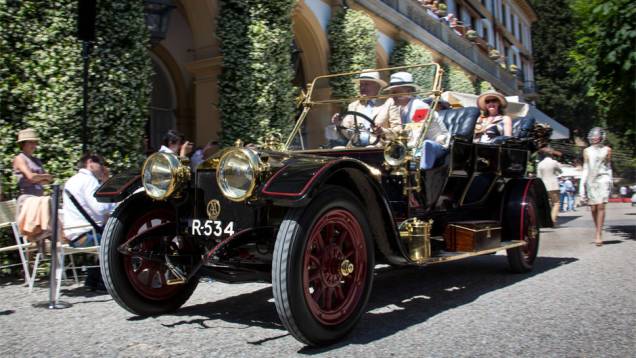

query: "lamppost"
xmin=144 ymin=0 xmax=176 ymax=44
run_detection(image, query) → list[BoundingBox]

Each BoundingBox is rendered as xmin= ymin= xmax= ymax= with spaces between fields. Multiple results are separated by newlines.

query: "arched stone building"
xmin=149 ymin=0 xmax=537 ymax=148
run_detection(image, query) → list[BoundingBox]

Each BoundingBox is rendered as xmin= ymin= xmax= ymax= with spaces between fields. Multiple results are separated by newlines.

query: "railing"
xmin=378 ymin=0 xmax=518 ymax=91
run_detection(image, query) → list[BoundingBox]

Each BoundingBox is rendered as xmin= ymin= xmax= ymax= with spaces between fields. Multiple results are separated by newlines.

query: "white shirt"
xmin=159 ymin=145 xmax=174 ymax=154
xmin=63 ymin=168 xmax=114 ymax=240
xmin=537 ymin=157 xmax=562 ymax=192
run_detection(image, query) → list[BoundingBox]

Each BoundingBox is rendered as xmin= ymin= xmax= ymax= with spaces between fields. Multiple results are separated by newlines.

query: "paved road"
xmin=1 ymin=203 xmax=634 ymax=357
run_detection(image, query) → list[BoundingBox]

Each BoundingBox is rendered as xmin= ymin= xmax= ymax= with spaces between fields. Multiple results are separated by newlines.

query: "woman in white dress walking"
xmin=580 ymin=127 xmax=612 ymax=246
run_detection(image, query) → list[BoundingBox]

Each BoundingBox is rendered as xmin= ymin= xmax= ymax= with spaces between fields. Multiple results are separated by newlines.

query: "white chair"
xmin=0 ymin=199 xmax=42 ymax=288
xmin=0 ymin=199 xmax=99 ymax=299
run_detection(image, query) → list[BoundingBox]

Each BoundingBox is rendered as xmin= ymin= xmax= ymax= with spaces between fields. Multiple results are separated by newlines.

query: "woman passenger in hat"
xmin=13 ymin=128 xmax=53 ymax=200
xmin=474 ymin=91 xmax=513 ymax=143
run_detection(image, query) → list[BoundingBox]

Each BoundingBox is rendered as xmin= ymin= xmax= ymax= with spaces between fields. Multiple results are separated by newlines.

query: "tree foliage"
xmin=0 ymin=0 xmax=151 ymax=197
xmin=217 ymin=0 xmax=298 ymax=147
xmin=389 ymin=40 xmax=437 ymax=90
xmin=570 ymin=0 xmax=636 ymax=155
xmin=327 ymin=8 xmax=376 ymax=99
xmin=530 ymin=0 xmax=597 ymax=139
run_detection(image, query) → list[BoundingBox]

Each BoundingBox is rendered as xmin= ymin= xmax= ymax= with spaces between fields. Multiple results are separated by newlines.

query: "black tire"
xmin=272 ymin=187 xmax=374 ymax=346
xmin=506 ymin=194 xmax=540 ymax=273
xmin=100 ymin=194 xmax=198 ymax=316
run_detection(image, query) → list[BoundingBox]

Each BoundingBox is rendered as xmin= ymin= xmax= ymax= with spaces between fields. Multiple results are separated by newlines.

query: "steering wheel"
xmin=336 ymin=110 xmax=381 ymax=147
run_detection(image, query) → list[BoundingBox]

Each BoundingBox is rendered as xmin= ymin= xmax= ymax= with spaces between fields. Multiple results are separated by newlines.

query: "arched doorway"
xmin=147 ymin=55 xmax=177 ymax=152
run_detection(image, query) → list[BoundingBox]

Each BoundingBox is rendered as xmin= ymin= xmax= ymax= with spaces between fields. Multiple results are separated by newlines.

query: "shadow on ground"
xmin=605 ymin=225 xmax=636 ymax=241
xmin=555 ymin=215 xmax=583 ymax=226
xmin=138 ymin=255 xmax=576 ymax=350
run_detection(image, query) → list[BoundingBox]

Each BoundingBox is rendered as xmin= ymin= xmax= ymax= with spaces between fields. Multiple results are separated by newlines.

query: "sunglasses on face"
xmin=485 ymin=99 xmax=499 ymax=104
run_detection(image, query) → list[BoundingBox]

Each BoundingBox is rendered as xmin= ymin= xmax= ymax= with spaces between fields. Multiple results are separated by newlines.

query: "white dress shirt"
xmin=63 ymin=168 xmax=114 ymax=240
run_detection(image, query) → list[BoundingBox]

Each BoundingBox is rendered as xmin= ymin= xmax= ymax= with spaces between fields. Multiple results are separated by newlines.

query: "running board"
xmin=414 ymin=240 xmax=526 ymax=266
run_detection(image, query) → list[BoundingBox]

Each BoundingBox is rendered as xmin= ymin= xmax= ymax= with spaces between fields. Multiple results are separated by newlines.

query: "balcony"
xmin=366 ymin=0 xmax=519 ymax=93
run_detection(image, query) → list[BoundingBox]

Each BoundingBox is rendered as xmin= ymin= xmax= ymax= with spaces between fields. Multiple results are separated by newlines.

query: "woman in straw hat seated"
xmin=474 ymin=91 xmax=513 ymax=143
xmin=12 ymin=128 xmax=54 ymax=241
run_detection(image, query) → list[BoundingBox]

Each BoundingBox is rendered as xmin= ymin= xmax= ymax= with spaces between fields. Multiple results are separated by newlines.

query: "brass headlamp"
xmin=142 ymin=152 xmax=191 ymax=200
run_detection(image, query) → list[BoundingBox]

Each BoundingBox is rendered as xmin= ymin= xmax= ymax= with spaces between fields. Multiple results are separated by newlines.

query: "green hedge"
xmin=476 ymin=79 xmax=494 ymax=94
xmin=327 ymin=8 xmax=377 ymax=99
xmin=217 ymin=0 xmax=298 ymax=147
xmin=442 ymin=63 xmax=477 ymax=94
xmin=0 ymin=0 xmax=151 ymax=197
xmin=389 ymin=40 xmax=436 ymax=90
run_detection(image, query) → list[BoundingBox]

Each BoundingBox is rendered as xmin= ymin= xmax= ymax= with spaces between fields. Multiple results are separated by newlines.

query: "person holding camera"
xmin=158 ymin=129 xmax=193 ymax=158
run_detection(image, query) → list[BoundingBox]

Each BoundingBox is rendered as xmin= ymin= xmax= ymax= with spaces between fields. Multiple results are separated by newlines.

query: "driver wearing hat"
xmin=330 ymin=71 xmax=400 ymax=146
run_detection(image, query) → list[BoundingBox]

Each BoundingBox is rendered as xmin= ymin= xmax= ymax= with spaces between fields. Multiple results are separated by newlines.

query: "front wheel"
xmin=100 ymin=195 xmax=199 ymax=316
xmin=272 ymin=187 xmax=374 ymax=346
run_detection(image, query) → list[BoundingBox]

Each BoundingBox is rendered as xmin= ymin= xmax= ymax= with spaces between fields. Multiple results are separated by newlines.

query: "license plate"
xmin=190 ymin=219 xmax=235 ymax=237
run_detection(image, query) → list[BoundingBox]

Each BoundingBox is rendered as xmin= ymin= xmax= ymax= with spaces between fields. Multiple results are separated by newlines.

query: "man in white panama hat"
xmin=384 ymin=71 xmax=449 ymax=170
xmin=330 ymin=71 xmax=400 ymax=146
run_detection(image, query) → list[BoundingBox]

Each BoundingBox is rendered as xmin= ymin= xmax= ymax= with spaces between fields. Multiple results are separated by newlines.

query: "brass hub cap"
xmin=340 ymin=260 xmax=354 ymax=277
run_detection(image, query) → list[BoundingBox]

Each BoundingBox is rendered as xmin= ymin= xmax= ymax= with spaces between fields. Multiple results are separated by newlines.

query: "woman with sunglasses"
xmin=474 ymin=91 xmax=513 ymax=143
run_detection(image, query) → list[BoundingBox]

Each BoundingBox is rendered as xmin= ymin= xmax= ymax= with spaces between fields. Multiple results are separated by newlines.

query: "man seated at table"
xmin=329 ymin=71 xmax=400 ymax=147
xmin=63 ymin=153 xmax=114 ymax=291
xmin=384 ymin=71 xmax=450 ymax=170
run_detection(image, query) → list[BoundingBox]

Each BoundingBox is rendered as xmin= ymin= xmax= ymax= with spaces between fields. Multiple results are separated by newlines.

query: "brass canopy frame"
xmin=216 ymin=147 xmax=264 ymax=202
xmin=283 ymin=63 xmax=444 ymax=151
xmin=142 ymin=152 xmax=191 ymax=201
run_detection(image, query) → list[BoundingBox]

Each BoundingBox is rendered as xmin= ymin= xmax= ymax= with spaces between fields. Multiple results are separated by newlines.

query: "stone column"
xmin=185 ymin=56 xmax=223 ymax=146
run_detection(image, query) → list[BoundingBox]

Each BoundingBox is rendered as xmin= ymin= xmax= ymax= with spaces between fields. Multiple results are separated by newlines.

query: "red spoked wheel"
xmin=273 ymin=187 xmax=374 ymax=346
xmin=303 ymin=209 xmax=368 ymax=326
xmin=507 ymin=195 xmax=540 ymax=273
xmin=124 ymin=209 xmax=192 ymax=300
xmin=100 ymin=195 xmax=199 ymax=316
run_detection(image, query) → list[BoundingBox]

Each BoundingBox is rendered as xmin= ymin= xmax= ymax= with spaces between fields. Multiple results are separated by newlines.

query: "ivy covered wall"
xmin=0 ymin=0 xmax=152 ymax=198
xmin=327 ymin=8 xmax=376 ymax=99
xmin=217 ymin=0 xmax=298 ymax=147
xmin=389 ymin=40 xmax=436 ymax=90
xmin=442 ymin=63 xmax=477 ymax=94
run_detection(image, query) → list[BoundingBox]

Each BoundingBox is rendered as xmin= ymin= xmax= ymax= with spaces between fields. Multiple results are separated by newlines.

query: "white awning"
xmin=558 ymin=165 xmax=583 ymax=178
xmin=528 ymin=106 xmax=570 ymax=140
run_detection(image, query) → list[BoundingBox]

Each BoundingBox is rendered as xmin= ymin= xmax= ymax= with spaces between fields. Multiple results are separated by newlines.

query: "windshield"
xmin=284 ymin=63 xmax=443 ymax=151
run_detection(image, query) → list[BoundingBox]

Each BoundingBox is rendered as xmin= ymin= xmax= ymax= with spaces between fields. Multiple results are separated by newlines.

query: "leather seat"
xmin=491 ymin=114 xmax=536 ymax=144
xmin=438 ymin=107 xmax=480 ymax=141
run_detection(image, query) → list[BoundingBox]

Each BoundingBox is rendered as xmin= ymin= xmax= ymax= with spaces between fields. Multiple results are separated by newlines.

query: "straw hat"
xmin=477 ymin=91 xmax=508 ymax=112
xmin=383 ymin=71 xmax=421 ymax=93
xmin=355 ymin=71 xmax=387 ymax=88
xmin=16 ymin=128 xmax=40 ymax=143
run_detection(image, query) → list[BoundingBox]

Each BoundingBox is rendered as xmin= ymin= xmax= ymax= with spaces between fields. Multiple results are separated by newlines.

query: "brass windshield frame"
xmin=283 ymin=63 xmax=444 ymax=151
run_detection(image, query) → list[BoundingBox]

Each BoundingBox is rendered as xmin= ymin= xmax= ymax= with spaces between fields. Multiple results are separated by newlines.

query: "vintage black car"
xmin=96 ymin=64 xmax=552 ymax=346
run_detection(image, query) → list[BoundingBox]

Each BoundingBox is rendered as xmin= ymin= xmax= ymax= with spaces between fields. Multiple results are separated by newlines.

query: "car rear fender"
xmin=501 ymin=178 xmax=553 ymax=239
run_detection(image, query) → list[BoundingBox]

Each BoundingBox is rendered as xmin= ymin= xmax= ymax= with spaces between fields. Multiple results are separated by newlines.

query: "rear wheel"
xmin=506 ymin=194 xmax=540 ymax=273
xmin=100 ymin=195 xmax=199 ymax=315
xmin=272 ymin=187 xmax=374 ymax=346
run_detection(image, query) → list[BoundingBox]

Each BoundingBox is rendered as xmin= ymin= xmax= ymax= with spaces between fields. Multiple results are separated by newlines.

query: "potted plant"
xmin=465 ymin=29 xmax=478 ymax=41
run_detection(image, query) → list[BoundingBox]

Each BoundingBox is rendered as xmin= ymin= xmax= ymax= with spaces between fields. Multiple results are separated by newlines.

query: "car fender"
xmin=501 ymin=178 xmax=553 ymax=241
xmin=259 ymin=158 xmax=408 ymax=265
xmin=95 ymin=170 xmax=142 ymax=203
